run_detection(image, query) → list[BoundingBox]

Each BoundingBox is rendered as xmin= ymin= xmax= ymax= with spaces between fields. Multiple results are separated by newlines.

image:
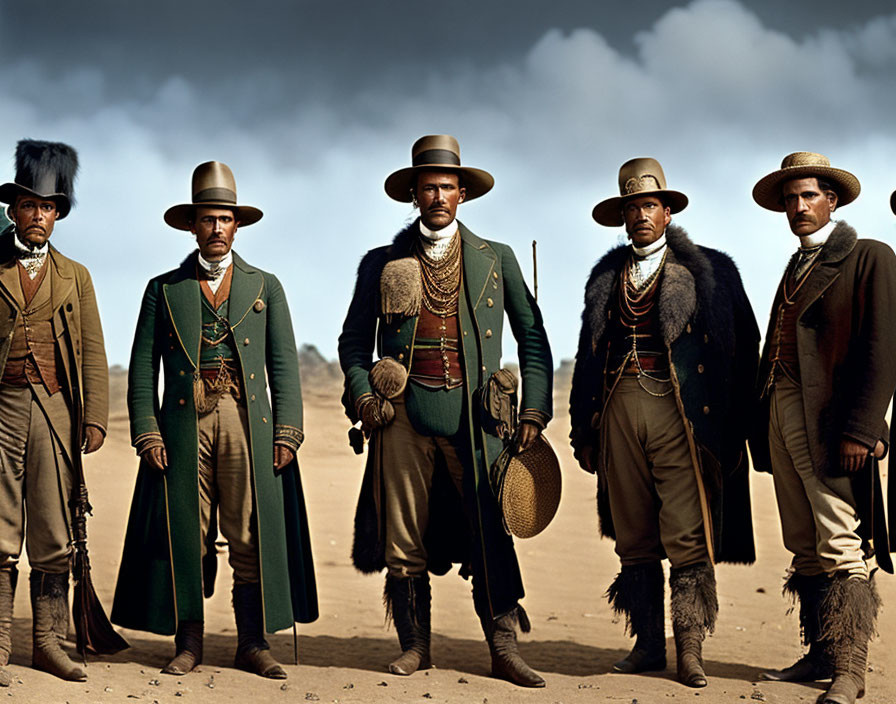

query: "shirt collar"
xmin=631 ymin=232 xmax=667 ymax=259
xmin=419 ymin=219 xmax=458 ymax=242
xmin=13 ymin=232 xmax=49 ymax=257
xmin=798 ymin=219 xmax=836 ymax=249
xmin=197 ymin=250 xmax=233 ymax=276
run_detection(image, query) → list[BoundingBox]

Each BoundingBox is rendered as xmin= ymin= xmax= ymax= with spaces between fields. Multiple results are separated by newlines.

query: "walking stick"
xmin=532 ymin=240 xmax=538 ymax=301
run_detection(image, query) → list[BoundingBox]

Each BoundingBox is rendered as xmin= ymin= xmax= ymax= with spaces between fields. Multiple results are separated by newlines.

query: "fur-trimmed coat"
xmin=569 ymin=224 xmax=759 ymax=564
xmin=750 ymin=221 xmax=896 ymax=572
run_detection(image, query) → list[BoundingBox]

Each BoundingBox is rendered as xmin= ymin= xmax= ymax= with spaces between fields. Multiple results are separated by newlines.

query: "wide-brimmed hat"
xmin=592 ymin=157 xmax=688 ymax=227
xmin=490 ymin=435 xmax=561 ymax=539
xmin=0 ymin=140 xmax=79 ymax=219
xmin=889 ymin=189 xmax=896 ymax=216
xmin=384 ymin=135 xmax=494 ymax=203
xmin=164 ymin=161 xmax=263 ymax=231
xmin=753 ymin=152 xmax=860 ymax=212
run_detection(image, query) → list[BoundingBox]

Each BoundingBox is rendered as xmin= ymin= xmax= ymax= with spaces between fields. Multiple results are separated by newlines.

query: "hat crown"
xmin=191 ymin=161 xmax=237 ymax=205
xmin=617 ymin=157 xmax=668 ymax=197
xmin=780 ymin=152 xmax=831 ymax=170
xmin=411 ymin=135 xmax=462 ymax=168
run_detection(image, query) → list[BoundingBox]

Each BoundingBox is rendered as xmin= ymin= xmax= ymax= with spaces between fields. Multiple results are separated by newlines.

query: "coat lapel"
xmin=163 ymin=255 xmax=201 ymax=368
xmin=229 ymin=252 xmax=263 ymax=329
xmin=0 ymin=258 xmax=23 ymax=310
xmin=459 ymin=222 xmax=496 ymax=311
xmin=49 ymin=246 xmax=75 ymax=314
xmin=795 ymin=222 xmax=856 ymax=319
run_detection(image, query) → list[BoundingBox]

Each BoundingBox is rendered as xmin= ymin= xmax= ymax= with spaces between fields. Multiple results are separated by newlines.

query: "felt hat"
xmin=0 ymin=140 xmax=79 ymax=219
xmin=752 ymin=152 xmax=860 ymax=212
xmin=490 ymin=435 xmax=561 ymax=539
xmin=889 ymin=189 xmax=896 ymax=216
xmin=384 ymin=134 xmax=494 ymax=202
xmin=164 ymin=161 xmax=263 ymax=231
xmin=592 ymin=157 xmax=688 ymax=227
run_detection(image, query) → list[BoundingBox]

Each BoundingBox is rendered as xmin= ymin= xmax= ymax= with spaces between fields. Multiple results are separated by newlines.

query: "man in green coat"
xmin=339 ymin=135 xmax=553 ymax=687
xmin=112 ymin=161 xmax=317 ymax=679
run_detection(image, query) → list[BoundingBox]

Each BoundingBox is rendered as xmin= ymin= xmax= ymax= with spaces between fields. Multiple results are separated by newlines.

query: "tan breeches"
xmin=768 ymin=377 xmax=867 ymax=578
xmin=602 ymin=375 xmax=709 ymax=567
xmin=380 ymin=399 xmax=465 ymax=578
xmin=0 ymin=383 xmax=73 ymax=573
xmin=197 ymin=394 xmax=260 ymax=584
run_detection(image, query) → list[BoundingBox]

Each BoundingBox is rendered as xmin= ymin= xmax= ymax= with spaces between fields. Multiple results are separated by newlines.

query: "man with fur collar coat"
xmin=750 ymin=153 xmax=896 ymax=704
xmin=569 ymin=158 xmax=759 ymax=688
xmin=339 ymin=135 xmax=552 ymax=687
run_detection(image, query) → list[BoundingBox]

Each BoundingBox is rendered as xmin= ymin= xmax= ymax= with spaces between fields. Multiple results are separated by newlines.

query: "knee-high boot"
xmin=607 ymin=561 xmax=666 ymax=673
xmin=0 ymin=566 xmax=16 ymax=687
xmin=384 ymin=574 xmax=431 ymax=676
xmin=30 ymin=570 xmax=86 ymax=682
xmin=161 ymin=620 xmax=203 ymax=675
xmin=473 ymin=585 xmax=544 ymax=688
xmin=232 ymin=582 xmax=287 ymax=679
xmin=669 ymin=562 xmax=717 ymax=688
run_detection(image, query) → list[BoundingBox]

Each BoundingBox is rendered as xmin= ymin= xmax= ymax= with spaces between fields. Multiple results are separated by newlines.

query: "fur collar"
xmin=819 ymin=220 xmax=858 ymax=264
xmin=583 ymin=224 xmax=726 ymax=351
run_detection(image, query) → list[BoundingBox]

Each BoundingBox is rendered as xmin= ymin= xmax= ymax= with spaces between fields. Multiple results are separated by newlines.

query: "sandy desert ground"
xmin=3 ymin=369 xmax=895 ymax=704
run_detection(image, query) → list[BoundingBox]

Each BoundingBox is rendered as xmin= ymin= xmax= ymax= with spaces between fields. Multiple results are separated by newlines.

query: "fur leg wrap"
xmin=30 ymin=570 xmax=86 ymax=682
xmin=670 ymin=562 xmax=717 ymax=688
xmin=384 ymin=574 xmax=431 ymax=676
xmin=818 ymin=574 xmax=880 ymax=704
xmin=607 ymin=562 xmax=666 ymax=673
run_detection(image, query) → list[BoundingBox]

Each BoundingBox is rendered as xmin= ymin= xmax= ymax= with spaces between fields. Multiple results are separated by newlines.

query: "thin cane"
xmin=293 ymin=621 xmax=298 ymax=665
xmin=532 ymin=240 xmax=538 ymax=301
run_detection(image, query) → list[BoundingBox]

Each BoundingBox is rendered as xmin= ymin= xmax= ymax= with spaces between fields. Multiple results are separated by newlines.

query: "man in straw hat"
xmin=339 ymin=135 xmax=552 ymax=687
xmin=0 ymin=140 xmax=109 ymax=682
xmin=112 ymin=161 xmax=318 ymax=679
xmin=569 ymin=157 xmax=759 ymax=688
xmin=750 ymin=152 xmax=896 ymax=704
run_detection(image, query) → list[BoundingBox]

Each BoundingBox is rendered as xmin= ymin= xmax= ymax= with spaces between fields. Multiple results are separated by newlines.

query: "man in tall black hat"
xmin=751 ymin=153 xmax=896 ymax=704
xmin=569 ymin=157 xmax=759 ymax=688
xmin=339 ymin=135 xmax=553 ymax=687
xmin=0 ymin=140 xmax=109 ymax=682
xmin=112 ymin=161 xmax=317 ymax=679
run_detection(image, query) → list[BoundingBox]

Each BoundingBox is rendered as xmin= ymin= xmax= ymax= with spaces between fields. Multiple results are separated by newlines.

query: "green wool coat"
xmin=339 ymin=220 xmax=553 ymax=618
xmin=112 ymin=251 xmax=317 ymax=635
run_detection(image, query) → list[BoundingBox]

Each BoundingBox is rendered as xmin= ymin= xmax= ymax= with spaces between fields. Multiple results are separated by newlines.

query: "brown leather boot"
xmin=385 ymin=574 xmax=431 ymax=676
xmin=607 ymin=562 xmax=666 ymax=674
xmin=670 ymin=562 xmax=718 ymax=689
xmin=233 ymin=583 xmax=286 ymax=679
xmin=161 ymin=620 xmax=203 ymax=675
xmin=30 ymin=570 xmax=86 ymax=682
xmin=481 ymin=607 xmax=544 ymax=688
xmin=0 ymin=566 xmax=16 ymax=687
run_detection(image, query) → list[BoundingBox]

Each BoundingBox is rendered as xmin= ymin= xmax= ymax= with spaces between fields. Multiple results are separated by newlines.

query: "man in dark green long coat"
xmin=112 ymin=161 xmax=317 ymax=679
xmin=339 ymin=135 xmax=553 ymax=687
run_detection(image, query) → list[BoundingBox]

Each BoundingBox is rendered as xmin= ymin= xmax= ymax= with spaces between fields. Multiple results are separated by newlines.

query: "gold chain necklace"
xmin=415 ymin=233 xmax=461 ymax=315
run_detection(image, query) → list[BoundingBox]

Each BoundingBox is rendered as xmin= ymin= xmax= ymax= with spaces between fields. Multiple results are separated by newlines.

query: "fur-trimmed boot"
xmin=30 ymin=570 xmax=86 ymax=682
xmin=232 ymin=583 xmax=286 ymax=679
xmin=607 ymin=561 xmax=666 ymax=673
xmin=669 ymin=562 xmax=717 ymax=688
xmin=480 ymin=606 xmax=545 ymax=688
xmin=161 ymin=620 xmax=203 ymax=675
xmin=0 ymin=566 xmax=17 ymax=687
xmin=384 ymin=574 xmax=431 ymax=676
xmin=761 ymin=572 xmax=832 ymax=682
xmin=816 ymin=574 xmax=879 ymax=704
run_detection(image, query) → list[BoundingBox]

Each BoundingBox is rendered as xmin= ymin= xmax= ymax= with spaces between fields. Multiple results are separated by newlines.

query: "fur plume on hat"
xmin=15 ymin=139 xmax=79 ymax=203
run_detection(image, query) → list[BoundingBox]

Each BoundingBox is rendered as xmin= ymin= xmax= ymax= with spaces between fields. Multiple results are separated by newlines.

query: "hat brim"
xmin=384 ymin=165 xmax=494 ymax=203
xmin=496 ymin=435 xmax=561 ymax=539
xmin=591 ymin=189 xmax=688 ymax=227
xmin=0 ymin=182 xmax=72 ymax=219
xmin=890 ymin=189 xmax=896 ymax=216
xmin=752 ymin=166 xmax=860 ymax=212
xmin=164 ymin=202 xmax=264 ymax=231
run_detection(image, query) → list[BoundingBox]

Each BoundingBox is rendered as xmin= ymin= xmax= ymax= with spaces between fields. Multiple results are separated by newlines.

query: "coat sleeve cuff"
xmin=519 ymin=408 xmax=550 ymax=430
xmin=133 ymin=431 xmax=164 ymax=456
xmin=275 ymin=424 xmax=304 ymax=452
xmin=84 ymin=421 xmax=107 ymax=437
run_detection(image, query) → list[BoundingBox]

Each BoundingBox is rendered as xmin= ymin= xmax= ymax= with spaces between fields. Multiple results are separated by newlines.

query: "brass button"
xmin=398 ymin=352 xmax=404 ymax=360
xmin=703 ymin=334 xmax=709 ymax=343
xmin=250 ymin=373 xmax=255 ymax=380
xmin=262 ymin=417 xmax=268 ymax=423
xmin=396 ymin=327 xmax=401 ymax=333
xmin=463 ymin=331 xmax=467 ymax=336
xmin=703 ymin=405 xmax=710 ymax=415
xmin=178 ymin=398 xmax=186 ymax=406
xmin=179 ymin=370 xmax=185 ymax=376
xmin=251 ymin=394 xmax=256 ymax=401
xmin=697 ymin=364 xmax=705 ymax=373
xmin=686 ymin=324 xmax=692 ymax=334
xmin=244 ymin=337 xmax=250 ymax=345
xmin=487 ymin=297 xmax=494 ymax=308
xmin=492 ymin=272 xmax=498 ymax=280
xmin=482 ymin=365 xmax=487 ymax=372
xmin=485 ymin=329 xmax=492 ymax=338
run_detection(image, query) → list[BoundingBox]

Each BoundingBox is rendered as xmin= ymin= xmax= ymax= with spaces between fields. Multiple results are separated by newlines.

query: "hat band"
xmin=412 ymin=149 xmax=461 ymax=167
xmin=194 ymin=187 xmax=237 ymax=204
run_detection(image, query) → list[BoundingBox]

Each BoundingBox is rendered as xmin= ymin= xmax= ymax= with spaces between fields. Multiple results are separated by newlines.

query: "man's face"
xmin=415 ymin=171 xmax=465 ymax=230
xmin=782 ymin=178 xmax=836 ymax=236
xmin=191 ymin=207 xmax=238 ymax=260
xmin=9 ymin=195 xmax=58 ymax=246
xmin=623 ymin=195 xmax=670 ymax=247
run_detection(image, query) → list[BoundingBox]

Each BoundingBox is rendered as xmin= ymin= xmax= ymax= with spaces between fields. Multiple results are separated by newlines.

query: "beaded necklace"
xmin=414 ymin=233 xmax=462 ymax=315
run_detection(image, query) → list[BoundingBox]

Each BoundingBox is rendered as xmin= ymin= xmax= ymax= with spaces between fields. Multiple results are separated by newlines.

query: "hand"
xmin=873 ymin=440 xmax=886 ymax=459
xmin=142 ymin=445 xmax=168 ymax=472
xmin=840 ymin=438 xmax=872 ymax=473
xmin=82 ymin=425 xmax=105 ymax=454
xmin=514 ymin=421 xmax=541 ymax=453
xmin=574 ymin=444 xmax=595 ymax=473
xmin=274 ymin=445 xmax=295 ymax=470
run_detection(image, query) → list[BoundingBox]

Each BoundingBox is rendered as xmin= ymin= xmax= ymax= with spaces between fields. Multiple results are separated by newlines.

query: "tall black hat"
xmin=0 ymin=140 xmax=79 ymax=219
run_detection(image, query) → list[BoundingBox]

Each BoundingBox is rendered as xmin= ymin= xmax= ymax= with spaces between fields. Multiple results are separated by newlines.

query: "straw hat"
xmin=384 ymin=135 xmax=494 ymax=202
xmin=592 ymin=157 xmax=688 ymax=227
xmin=0 ymin=140 xmax=79 ymax=219
xmin=164 ymin=161 xmax=263 ymax=231
xmin=490 ymin=435 xmax=561 ymax=539
xmin=752 ymin=152 xmax=860 ymax=212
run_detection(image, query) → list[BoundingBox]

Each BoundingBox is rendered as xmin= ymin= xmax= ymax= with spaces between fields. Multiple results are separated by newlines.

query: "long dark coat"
xmin=750 ymin=221 xmax=896 ymax=572
xmin=569 ymin=224 xmax=759 ymax=564
xmin=112 ymin=251 xmax=317 ymax=635
xmin=338 ymin=220 xmax=553 ymax=618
